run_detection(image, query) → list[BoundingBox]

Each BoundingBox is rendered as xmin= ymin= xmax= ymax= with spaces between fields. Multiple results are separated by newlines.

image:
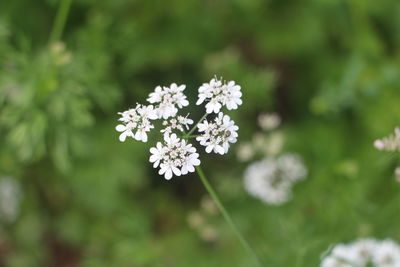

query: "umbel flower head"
xmin=196 ymin=112 xmax=239 ymax=155
xmin=320 ymin=238 xmax=400 ymax=267
xmin=115 ymin=77 xmax=241 ymax=180
xmin=160 ymin=115 xmax=194 ymax=135
xmin=115 ymin=104 xmax=158 ymax=142
xmin=149 ymin=134 xmax=200 ymax=180
xmin=196 ymin=77 xmax=242 ymax=114
xmin=243 ymin=154 xmax=307 ymax=205
xmin=374 ymin=127 xmax=400 ymax=152
xmin=147 ymin=83 xmax=189 ymax=119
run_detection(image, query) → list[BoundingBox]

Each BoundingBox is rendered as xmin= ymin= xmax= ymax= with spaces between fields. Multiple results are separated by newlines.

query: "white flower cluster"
xmin=196 ymin=112 xmax=238 ymax=155
xmin=161 ymin=115 xmax=193 ymax=135
xmin=321 ymin=238 xmax=400 ymax=267
xmin=196 ymin=77 xmax=242 ymax=114
xmin=243 ymin=154 xmax=307 ymax=205
xmin=237 ymin=112 xmax=284 ymax=162
xmin=187 ymin=196 xmax=219 ymax=243
xmin=374 ymin=127 xmax=400 ymax=152
xmin=258 ymin=112 xmax=281 ymax=131
xmin=147 ymin=83 xmax=189 ymax=119
xmin=115 ymin=104 xmax=157 ymax=142
xmin=116 ymin=77 xmax=242 ymax=180
xmin=150 ymin=134 xmax=200 ymax=180
xmin=0 ymin=177 xmax=21 ymax=223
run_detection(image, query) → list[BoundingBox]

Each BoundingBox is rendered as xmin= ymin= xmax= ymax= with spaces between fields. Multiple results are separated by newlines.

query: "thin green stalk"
xmin=49 ymin=0 xmax=73 ymax=43
xmin=195 ymin=166 xmax=264 ymax=267
xmin=182 ymin=135 xmax=199 ymax=139
xmin=185 ymin=113 xmax=208 ymax=138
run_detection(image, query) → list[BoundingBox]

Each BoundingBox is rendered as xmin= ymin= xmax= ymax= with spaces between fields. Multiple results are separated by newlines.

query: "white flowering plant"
xmin=237 ymin=112 xmax=308 ymax=206
xmin=320 ymin=238 xmax=400 ymax=267
xmin=115 ymin=77 xmax=262 ymax=266
xmin=115 ymin=77 xmax=241 ymax=180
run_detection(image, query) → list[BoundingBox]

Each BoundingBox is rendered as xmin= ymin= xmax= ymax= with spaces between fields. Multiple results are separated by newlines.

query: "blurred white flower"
xmin=149 ymin=133 xmax=200 ymax=180
xmin=196 ymin=77 xmax=242 ymax=114
xmin=116 ymin=104 xmax=158 ymax=142
xmin=373 ymin=239 xmax=400 ymax=266
xmin=200 ymin=225 xmax=218 ymax=242
xmin=276 ymin=154 xmax=308 ymax=182
xmin=243 ymin=154 xmax=307 ymax=205
xmin=0 ymin=177 xmax=21 ymax=223
xmin=196 ymin=112 xmax=239 ymax=155
xmin=321 ymin=238 xmax=400 ymax=267
xmin=263 ymin=131 xmax=284 ymax=156
xmin=395 ymin=167 xmax=400 ymax=183
xmin=258 ymin=113 xmax=281 ymax=131
xmin=200 ymin=195 xmax=218 ymax=215
xmin=352 ymin=238 xmax=379 ymax=265
xmin=161 ymin=115 xmax=194 ymax=135
xmin=147 ymin=83 xmax=189 ymax=119
xmin=374 ymin=127 xmax=400 ymax=152
xmin=237 ymin=142 xmax=255 ymax=162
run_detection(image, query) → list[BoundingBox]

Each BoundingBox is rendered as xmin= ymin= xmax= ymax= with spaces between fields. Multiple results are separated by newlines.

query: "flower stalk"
xmin=195 ymin=166 xmax=264 ymax=267
xmin=49 ymin=0 xmax=73 ymax=43
xmin=185 ymin=113 xmax=208 ymax=138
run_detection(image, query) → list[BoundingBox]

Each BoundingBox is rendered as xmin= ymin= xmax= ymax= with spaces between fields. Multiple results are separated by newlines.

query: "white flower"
xmin=243 ymin=157 xmax=292 ymax=205
xmin=243 ymin=154 xmax=307 ymax=205
xmin=276 ymin=154 xmax=308 ymax=182
xmin=395 ymin=167 xmax=400 ymax=183
xmin=0 ymin=177 xmax=21 ymax=223
xmin=351 ymin=238 xmax=378 ymax=265
xmin=149 ymin=133 xmax=200 ymax=180
xmin=321 ymin=238 xmax=400 ymax=267
xmin=320 ymin=257 xmax=353 ymax=267
xmin=196 ymin=112 xmax=239 ymax=155
xmin=373 ymin=239 xmax=400 ymax=267
xmin=374 ymin=127 xmax=400 ymax=152
xmin=258 ymin=113 xmax=281 ymax=131
xmin=161 ymin=115 xmax=194 ymax=135
xmin=147 ymin=83 xmax=189 ymax=119
xmin=116 ymin=104 xmax=157 ymax=142
xmin=236 ymin=142 xmax=255 ymax=162
xmin=196 ymin=77 xmax=242 ymax=114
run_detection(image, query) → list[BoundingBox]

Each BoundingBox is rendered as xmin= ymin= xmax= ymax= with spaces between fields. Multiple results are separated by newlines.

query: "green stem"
xmin=182 ymin=135 xmax=199 ymax=139
xmin=195 ymin=166 xmax=264 ymax=267
xmin=49 ymin=0 xmax=73 ymax=43
xmin=185 ymin=113 xmax=208 ymax=138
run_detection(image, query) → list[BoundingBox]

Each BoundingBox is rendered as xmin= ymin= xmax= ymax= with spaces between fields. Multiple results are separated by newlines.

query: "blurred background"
xmin=0 ymin=0 xmax=399 ymax=266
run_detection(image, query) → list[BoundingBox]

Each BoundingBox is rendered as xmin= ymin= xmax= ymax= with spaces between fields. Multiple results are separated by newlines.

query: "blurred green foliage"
xmin=0 ymin=0 xmax=399 ymax=266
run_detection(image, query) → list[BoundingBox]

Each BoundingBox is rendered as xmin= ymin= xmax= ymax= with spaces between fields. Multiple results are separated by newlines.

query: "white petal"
xmin=172 ymin=167 xmax=181 ymax=176
xmin=141 ymin=132 xmax=148 ymax=142
xmin=165 ymin=169 xmax=173 ymax=180
xmin=159 ymin=165 xmax=168 ymax=175
xmin=153 ymin=161 xmax=160 ymax=168
xmin=187 ymin=165 xmax=195 ymax=173
xmin=119 ymin=132 xmax=127 ymax=142
xmin=149 ymin=155 xmax=159 ymax=163
xmin=149 ymin=147 xmax=158 ymax=155
xmin=191 ymin=158 xmax=201 ymax=166
xmin=196 ymin=97 xmax=205 ymax=105
xmin=216 ymin=146 xmax=225 ymax=155
xmin=181 ymin=165 xmax=188 ymax=175
xmin=134 ymin=131 xmax=142 ymax=141
xmin=116 ymin=124 xmax=126 ymax=132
